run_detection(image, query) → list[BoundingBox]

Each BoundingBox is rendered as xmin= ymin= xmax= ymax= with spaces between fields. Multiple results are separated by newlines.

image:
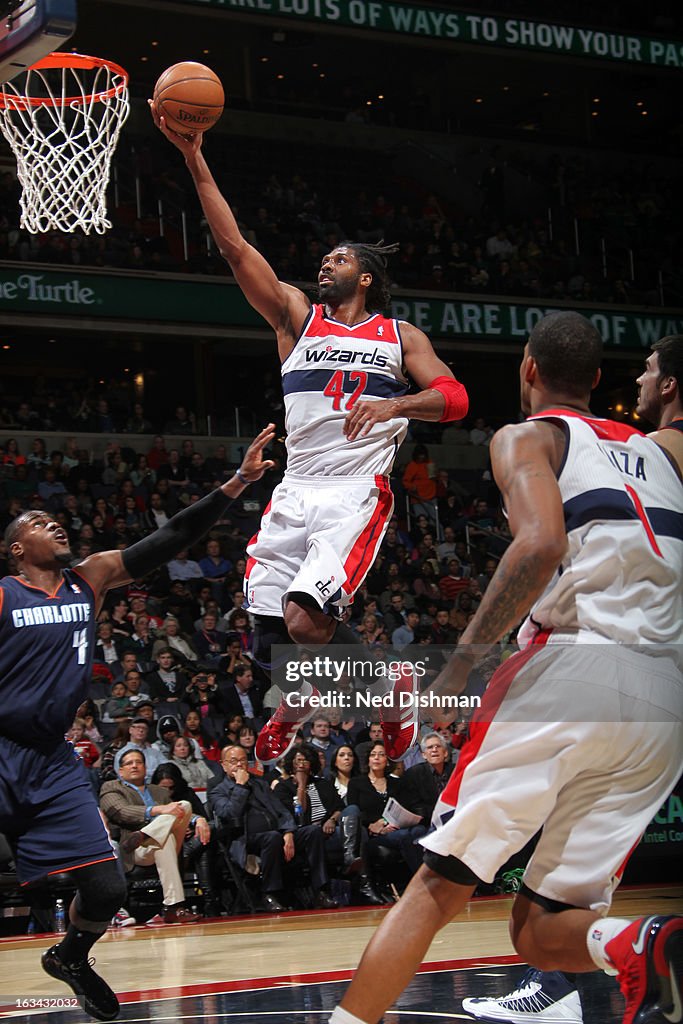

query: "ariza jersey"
xmin=0 ymin=569 xmax=96 ymax=745
xmin=281 ymin=304 xmax=409 ymax=476
xmin=519 ymin=411 xmax=683 ymax=645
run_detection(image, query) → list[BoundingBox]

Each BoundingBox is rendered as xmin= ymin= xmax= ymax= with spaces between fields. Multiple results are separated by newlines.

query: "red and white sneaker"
xmin=605 ymin=914 xmax=683 ymax=1024
xmin=255 ymin=682 xmax=321 ymax=764
xmin=379 ymin=663 xmax=420 ymax=760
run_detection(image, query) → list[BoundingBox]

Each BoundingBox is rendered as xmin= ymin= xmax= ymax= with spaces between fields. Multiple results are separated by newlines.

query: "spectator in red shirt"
xmin=183 ymin=709 xmax=221 ymax=763
xmin=438 ymin=558 xmax=470 ymax=605
xmin=68 ymin=718 xmax=101 ymax=768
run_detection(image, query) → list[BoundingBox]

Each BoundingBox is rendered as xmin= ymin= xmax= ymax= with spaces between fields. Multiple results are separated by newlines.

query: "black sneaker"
xmin=41 ymin=944 xmax=119 ymax=1021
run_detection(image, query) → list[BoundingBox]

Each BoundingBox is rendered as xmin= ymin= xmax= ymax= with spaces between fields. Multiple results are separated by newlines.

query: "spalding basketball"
xmin=153 ymin=62 xmax=224 ymax=135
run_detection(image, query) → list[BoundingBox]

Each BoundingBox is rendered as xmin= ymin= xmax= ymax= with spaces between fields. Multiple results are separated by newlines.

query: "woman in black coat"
xmin=347 ymin=741 xmax=426 ymax=875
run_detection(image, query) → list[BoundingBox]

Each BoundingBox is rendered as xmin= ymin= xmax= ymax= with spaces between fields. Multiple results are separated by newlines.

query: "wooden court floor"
xmin=0 ymin=885 xmax=680 ymax=1023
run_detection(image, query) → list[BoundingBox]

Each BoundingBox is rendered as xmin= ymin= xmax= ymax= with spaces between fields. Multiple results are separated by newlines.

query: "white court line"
xmin=112 ymin=1014 xmax=472 ymax=1023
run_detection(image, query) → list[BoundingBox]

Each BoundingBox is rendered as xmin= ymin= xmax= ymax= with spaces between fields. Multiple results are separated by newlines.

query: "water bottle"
xmin=293 ymin=799 xmax=303 ymax=824
xmin=53 ymin=898 xmax=66 ymax=933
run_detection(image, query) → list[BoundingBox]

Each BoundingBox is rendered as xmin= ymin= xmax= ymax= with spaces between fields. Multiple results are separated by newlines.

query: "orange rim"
xmin=0 ymin=52 xmax=129 ymax=110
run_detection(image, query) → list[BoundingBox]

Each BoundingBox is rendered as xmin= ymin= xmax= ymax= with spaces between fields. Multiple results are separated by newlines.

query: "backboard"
xmin=0 ymin=0 xmax=76 ymax=83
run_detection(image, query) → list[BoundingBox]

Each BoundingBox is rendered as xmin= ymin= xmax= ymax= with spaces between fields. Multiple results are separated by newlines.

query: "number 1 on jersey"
xmin=73 ymin=627 xmax=88 ymax=665
xmin=624 ymin=484 xmax=663 ymax=557
xmin=323 ymin=370 xmax=368 ymax=411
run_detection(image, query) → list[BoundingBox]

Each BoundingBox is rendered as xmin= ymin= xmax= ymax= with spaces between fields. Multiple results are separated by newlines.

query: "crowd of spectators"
xmin=1 ymin=124 xmax=680 ymax=309
xmin=0 ymin=389 xmax=205 ymax=438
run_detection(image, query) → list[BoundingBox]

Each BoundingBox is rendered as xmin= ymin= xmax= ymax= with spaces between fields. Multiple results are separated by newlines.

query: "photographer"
xmin=184 ymin=668 xmax=225 ymax=719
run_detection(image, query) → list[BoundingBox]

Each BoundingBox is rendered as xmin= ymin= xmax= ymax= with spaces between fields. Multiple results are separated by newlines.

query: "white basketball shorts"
xmin=422 ymin=639 xmax=683 ymax=914
xmin=244 ymin=473 xmax=393 ymax=618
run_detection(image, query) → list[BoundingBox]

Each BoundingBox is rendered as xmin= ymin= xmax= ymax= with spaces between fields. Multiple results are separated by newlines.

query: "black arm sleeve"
xmin=122 ymin=487 xmax=233 ymax=580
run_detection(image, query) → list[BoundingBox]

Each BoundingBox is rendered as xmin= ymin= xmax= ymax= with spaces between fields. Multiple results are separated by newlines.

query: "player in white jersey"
xmin=152 ymin=107 xmax=468 ymax=764
xmin=328 ymin=312 xmax=682 ymax=1024
xmin=461 ymin=334 xmax=683 ymax=1024
xmin=248 ymin=302 xmax=410 ymax=622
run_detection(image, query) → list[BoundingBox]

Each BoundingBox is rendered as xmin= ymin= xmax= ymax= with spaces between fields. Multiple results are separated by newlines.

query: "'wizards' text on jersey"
xmin=281 ymin=305 xmax=410 ymax=476
xmin=0 ymin=569 xmax=96 ymax=745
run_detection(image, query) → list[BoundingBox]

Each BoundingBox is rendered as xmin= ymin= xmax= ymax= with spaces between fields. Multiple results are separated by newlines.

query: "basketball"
xmin=153 ymin=62 xmax=224 ymax=135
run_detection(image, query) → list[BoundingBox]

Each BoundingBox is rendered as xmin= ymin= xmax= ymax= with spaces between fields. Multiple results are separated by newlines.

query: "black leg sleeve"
xmin=55 ymin=859 xmax=127 ymax=963
xmin=252 ymin=615 xmax=291 ymax=676
xmin=70 ymin=858 xmax=128 ymax=929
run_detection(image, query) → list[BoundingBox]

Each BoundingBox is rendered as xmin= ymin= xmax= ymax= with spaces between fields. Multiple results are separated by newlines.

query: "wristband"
xmin=235 ymin=468 xmax=249 ymax=486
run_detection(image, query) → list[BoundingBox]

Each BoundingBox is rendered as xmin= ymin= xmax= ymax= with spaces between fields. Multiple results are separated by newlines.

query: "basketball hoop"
xmin=0 ymin=52 xmax=129 ymax=234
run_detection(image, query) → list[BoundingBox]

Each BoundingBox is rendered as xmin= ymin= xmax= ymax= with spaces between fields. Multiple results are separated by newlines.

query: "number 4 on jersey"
xmin=323 ymin=370 xmax=368 ymax=411
xmin=73 ymin=627 xmax=89 ymax=665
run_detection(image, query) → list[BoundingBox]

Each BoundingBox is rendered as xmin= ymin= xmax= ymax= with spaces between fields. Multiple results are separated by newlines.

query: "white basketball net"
xmin=0 ymin=54 xmax=130 ymax=234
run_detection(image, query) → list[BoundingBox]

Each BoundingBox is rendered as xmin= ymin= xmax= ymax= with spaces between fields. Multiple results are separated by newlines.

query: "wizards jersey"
xmin=518 ymin=411 xmax=683 ymax=646
xmin=281 ymin=304 xmax=410 ymax=476
xmin=0 ymin=569 xmax=96 ymax=745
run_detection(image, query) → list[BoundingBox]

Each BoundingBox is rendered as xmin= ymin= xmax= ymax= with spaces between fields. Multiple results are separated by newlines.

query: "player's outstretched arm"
xmin=343 ymin=323 xmax=468 ymax=440
xmin=149 ymin=100 xmax=309 ymax=341
xmin=77 ymin=425 xmax=276 ymax=601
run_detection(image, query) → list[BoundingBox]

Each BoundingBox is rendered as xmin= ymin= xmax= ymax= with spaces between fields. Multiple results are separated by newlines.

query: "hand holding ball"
xmin=153 ymin=62 xmax=224 ymax=136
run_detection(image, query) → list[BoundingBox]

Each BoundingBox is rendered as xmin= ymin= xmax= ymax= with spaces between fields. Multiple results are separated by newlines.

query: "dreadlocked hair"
xmin=342 ymin=239 xmax=400 ymax=313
